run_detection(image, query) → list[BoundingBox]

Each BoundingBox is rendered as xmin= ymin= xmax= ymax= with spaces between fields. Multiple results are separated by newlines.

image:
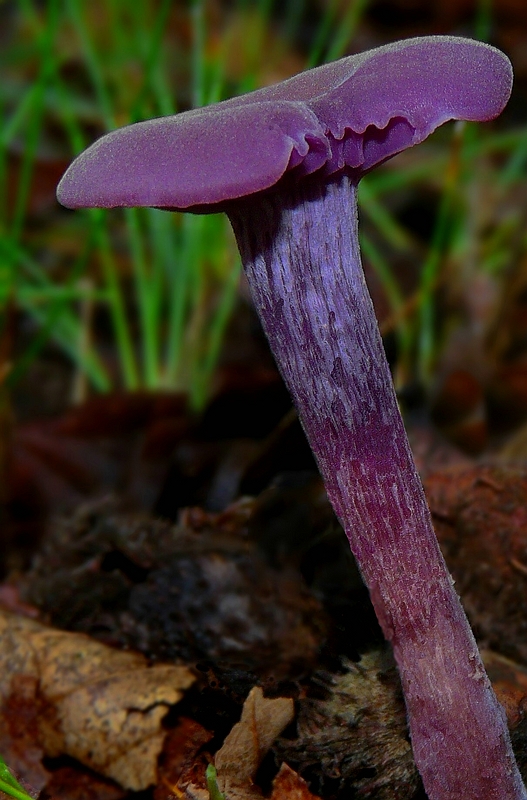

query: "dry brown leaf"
xmin=0 ymin=610 xmax=195 ymax=791
xmin=214 ymin=686 xmax=294 ymax=799
xmin=270 ymin=763 xmax=321 ymax=800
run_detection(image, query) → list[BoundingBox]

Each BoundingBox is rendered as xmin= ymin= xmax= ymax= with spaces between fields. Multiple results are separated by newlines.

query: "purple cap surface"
xmin=57 ymin=36 xmax=512 ymax=212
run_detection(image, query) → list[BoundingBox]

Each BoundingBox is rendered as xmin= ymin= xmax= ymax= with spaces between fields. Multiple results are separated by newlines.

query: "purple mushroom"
xmin=57 ymin=36 xmax=525 ymax=800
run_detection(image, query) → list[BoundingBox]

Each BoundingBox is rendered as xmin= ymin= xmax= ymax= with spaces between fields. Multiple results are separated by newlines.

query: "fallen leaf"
xmin=270 ymin=763 xmax=321 ymax=800
xmin=214 ymin=686 xmax=294 ymax=799
xmin=0 ymin=610 xmax=195 ymax=791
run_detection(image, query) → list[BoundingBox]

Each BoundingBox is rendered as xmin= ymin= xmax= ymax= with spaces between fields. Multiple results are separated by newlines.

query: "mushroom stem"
xmin=228 ymin=173 xmax=526 ymax=800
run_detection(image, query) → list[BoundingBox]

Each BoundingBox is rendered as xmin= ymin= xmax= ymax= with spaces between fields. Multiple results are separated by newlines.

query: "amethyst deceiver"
xmin=57 ymin=36 xmax=526 ymax=800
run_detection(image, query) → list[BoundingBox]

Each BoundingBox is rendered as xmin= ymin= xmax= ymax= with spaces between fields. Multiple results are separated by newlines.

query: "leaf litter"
xmin=0 ymin=610 xmax=194 ymax=792
xmin=1 ymin=449 xmax=525 ymax=797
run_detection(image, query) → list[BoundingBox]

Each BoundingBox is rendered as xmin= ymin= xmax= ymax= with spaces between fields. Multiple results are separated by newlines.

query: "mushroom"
xmin=57 ymin=36 xmax=526 ymax=800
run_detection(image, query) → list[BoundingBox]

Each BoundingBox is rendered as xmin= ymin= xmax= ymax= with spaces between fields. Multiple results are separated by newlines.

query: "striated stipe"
xmin=229 ymin=175 xmax=527 ymax=800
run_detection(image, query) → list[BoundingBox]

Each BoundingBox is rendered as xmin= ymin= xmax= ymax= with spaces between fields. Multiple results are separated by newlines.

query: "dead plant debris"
xmin=0 ymin=610 xmax=195 ymax=792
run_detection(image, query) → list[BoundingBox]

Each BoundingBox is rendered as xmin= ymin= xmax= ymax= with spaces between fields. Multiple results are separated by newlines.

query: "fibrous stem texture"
xmin=229 ymin=173 xmax=527 ymax=800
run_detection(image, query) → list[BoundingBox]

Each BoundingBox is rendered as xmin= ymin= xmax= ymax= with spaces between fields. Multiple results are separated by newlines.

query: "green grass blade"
xmin=0 ymin=754 xmax=36 ymax=799
xmin=359 ymin=181 xmax=415 ymax=252
xmin=125 ymin=208 xmax=160 ymax=388
xmin=91 ymin=210 xmax=140 ymax=389
xmin=325 ymin=0 xmax=370 ymax=62
xmin=192 ymin=251 xmax=241 ymax=410
xmin=360 ymin=232 xmax=413 ymax=381
xmin=474 ymin=0 xmax=493 ymax=41
xmin=191 ymin=0 xmax=206 ymax=109
xmin=416 ymin=125 xmax=465 ymax=381
xmin=129 ymin=0 xmax=175 ymax=120
xmin=65 ymin=0 xmax=115 ymax=129
xmin=10 ymin=0 xmax=60 ymax=241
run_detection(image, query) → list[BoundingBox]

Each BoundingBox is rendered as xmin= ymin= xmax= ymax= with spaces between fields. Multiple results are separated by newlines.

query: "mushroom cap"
xmin=57 ymin=36 xmax=512 ymax=213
